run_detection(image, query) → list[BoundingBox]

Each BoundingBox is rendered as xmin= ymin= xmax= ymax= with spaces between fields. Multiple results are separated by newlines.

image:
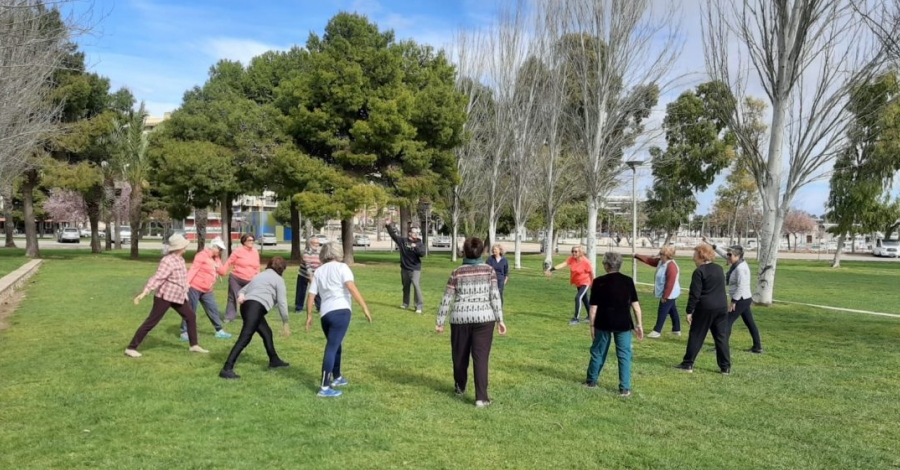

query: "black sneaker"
xmin=583 ymin=381 xmax=598 ymax=388
xmin=619 ymin=388 xmax=632 ymax=397
xmin=268 ymin=360 xmax=290 ymax=369
xmin=673 ymin=363 xmax=693 ymax=373
xmin=455 ymin=387 xmax=466 ymax=396
xmin=748 ymin=348 xmax=764 ymax=354
xmin=720 ymin=368 xmax=731 ymax=375
xmin=219 ymin=369 xmax=240 ymax=379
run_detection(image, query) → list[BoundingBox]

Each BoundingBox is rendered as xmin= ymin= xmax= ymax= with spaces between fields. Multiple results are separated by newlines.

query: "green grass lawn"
xmin=1 ymin=249 xmax=898 ymax=469
xmin=0 ymin=249 xmax=34 ymax=278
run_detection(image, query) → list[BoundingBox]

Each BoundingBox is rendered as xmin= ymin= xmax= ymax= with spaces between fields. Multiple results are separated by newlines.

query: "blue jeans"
xmin=586 ymin=330 xmax=633 ymax=391
xmin=652 ymin=298 xmax=681 ymax=333
xmin=320 ymin=309 xmax=351 ymax=388
xmin=181 ymin=287 xmax=224 ymax=334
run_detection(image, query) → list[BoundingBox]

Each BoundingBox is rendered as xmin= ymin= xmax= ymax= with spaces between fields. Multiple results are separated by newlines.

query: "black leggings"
xmin=223 ymin=300 xmax=281 ymax=370
xmin=728 ymin=298 xmax=762 ymax=350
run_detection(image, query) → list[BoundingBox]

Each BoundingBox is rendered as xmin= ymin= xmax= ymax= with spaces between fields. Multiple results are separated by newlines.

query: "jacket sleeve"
xmin=413 ymin=240 xmax=426 ymax=257
xmin=686 ymin=267 xmax=703 ymax=315
xmin=275 ymin=277 xmax=289 ymax=324
xmin=436 ymin=273 xmax=456 ymax=327
xmin=634 ymin=254 xmax=660 ymax=267
xmin=713 ymin=245 xmax=728 ymax=259
xmin=144 ymin=257 xmax=174 ymax=293
xmin=501 ymin=258 xmax=509 ymax=278
xmin=385 ymin=224 xmax=402 ymax=245
xmin=489 ymin=270 xmax=504 ymax=323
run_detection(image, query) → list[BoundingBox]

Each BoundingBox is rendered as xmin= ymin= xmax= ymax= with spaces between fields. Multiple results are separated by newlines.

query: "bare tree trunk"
xmin=290 ymin=200 xmax=301 ymax=261
xmin=221 ymin=193 xmax=232 ymax=256
xmin=22 ymin=169 xmax=39 ymax=258
xmin=399 ymin=206 xmax=412 ymax=235
xmin=129 ymin=185 xmax=142 ymax=259
xmin=341 ymin=218 xmax=354 ymax=265
xmin=585 ymin=196 xmax=599 ymax=270
xmin=3 ymin=183 xmax=16 ymax=248
xmin=195 ymin=207 xmax=208 ymax=251
xmin=831 ymin=233 xmax=845 ymax=267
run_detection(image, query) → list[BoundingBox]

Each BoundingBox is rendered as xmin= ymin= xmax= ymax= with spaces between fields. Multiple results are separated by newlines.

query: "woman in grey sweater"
xmin=219 ymin=257 xmax=291 ymax=379
xmin=436 ymin=237 xmax=507 ymax=408
xmin=704 ymin=239 xmax=763 ymax=354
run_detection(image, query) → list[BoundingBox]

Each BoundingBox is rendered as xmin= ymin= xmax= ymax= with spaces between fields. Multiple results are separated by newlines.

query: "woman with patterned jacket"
xmin=436 ymin=237 xmax=507 ymax=408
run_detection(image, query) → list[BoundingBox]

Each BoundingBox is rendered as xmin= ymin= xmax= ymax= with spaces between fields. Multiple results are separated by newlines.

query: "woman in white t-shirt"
xmin=306 ymin=242 xmax=372 ymax=398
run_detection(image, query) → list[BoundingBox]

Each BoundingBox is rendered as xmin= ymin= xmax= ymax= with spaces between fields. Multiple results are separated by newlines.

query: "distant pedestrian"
xmin=218 ymin=233 xmax=261 ymax=322
xmin=385 ymin=218 xmax=426 ymax=313
xmin=306 ymin=243 xmax=372 ymax=398
xmin=437 ymin=237 xmax=507 ymax=407
xmin=295 ymin=236 xmax=322 ymax=313
xmin=674 ymin=244 xmax=731 ymax=374
xmin=584 ymin=252 xmax=644 ymax=396
xmin=219 ymin=257 xmax=291 ymax=379
xmin=545 ymin=245 xmax=594 ymax=325
xmin=125 ymin=234 xmax=209 ymax=358
xmin=179 ymin=237 xmax=232 ymax=341
xmin=634 ymin=245 xmax=682 ymax=338
xmin=486 ymin=244 xmax=509 ymax=304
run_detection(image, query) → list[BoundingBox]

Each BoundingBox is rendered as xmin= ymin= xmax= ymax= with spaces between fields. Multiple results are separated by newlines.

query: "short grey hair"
xmin=602 ymin=252 xmax=623 ymax=272
xmin=728 ymin=245 xmax=745 ymax=259
xmin=319 ymin=242 xmax=343 ymax=263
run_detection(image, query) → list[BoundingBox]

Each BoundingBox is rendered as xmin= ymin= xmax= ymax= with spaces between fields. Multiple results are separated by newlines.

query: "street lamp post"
xmin=625 ymin=160 xmax=645 ymax=283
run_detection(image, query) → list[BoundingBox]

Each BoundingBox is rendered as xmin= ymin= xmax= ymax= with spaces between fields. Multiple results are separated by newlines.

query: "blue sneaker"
xmin=215 ymin=330 xmax=233 ymax=339
xmin=331 ymin=376 xmax=349 ymax=387
xmin=179 ymin=332 xmax=189 ymax=342
xmin=317 ymin=387 xmax=343 ymax=398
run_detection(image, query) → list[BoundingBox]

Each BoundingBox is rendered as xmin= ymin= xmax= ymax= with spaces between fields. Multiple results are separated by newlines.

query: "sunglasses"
xmin=726 ymin=252 xmax=734 ymax=256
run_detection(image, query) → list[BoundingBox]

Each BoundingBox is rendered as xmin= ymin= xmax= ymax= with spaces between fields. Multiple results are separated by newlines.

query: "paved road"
xmin=15 ymin=236 xmax=898 ymax=262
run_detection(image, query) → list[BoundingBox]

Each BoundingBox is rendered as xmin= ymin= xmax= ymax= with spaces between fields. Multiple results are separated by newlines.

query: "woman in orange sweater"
xmin=218 ymin=233 xmax=261 ymax=323
xmin=545 ymin=245 xmax=595 ymax=326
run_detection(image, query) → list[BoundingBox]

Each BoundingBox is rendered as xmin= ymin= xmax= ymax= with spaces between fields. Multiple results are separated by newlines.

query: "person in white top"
xmin=306 ymin=242 xmax=372 ymax=397
xmin=702 ymin=238 xmax=763 ymax=354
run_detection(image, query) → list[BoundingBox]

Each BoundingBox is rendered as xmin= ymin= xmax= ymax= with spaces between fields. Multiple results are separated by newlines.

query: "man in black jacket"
xmin=385 ymin=219 xmax=426 ymax=313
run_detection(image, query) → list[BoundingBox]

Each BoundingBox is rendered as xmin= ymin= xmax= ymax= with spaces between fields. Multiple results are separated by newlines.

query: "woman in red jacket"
xmin=545 ymin=245 xmax=595 ymax=326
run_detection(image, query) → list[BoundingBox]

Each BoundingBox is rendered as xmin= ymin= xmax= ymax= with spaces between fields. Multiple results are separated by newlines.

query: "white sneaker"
xmin=647 ymin=331 xmax=662 ymax=338
xmin=672 ymin=331 xmax=682 ymax=336
xmin=189 ymin=345 xmax=209 ymax=354
xmin=124 ymin=349 xmax=142 ymax=358
xmin=475 ymin=400 xmax=492 ymax=408
xmin=415 ymin=309 xmax=423 ymax=314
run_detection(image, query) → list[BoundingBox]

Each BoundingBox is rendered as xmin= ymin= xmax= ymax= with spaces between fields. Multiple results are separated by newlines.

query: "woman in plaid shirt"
xmin=125 ymin=234 xmax=209 ymax=358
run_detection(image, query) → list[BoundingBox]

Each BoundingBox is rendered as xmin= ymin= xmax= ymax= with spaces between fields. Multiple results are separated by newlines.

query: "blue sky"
xmin=65 ymin=0 xmax=831 ymax=215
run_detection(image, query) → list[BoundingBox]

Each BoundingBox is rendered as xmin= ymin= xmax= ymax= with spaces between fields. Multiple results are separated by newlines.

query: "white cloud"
xmin=202 ymin=38 xmax=285 ymax=65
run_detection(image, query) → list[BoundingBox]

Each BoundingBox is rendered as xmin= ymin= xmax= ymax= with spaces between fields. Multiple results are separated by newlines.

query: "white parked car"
xmin=431 ymin=235 xmax=451 ymax=248
xmin=57 ymin=227 xmax=80 ymax=243
xmin=352 ymin=234 xmax=371 ymax=247
xmin=258 ymin=233 xmax=278 ymax=246
xmin=119 ymin=226 xmax=132 ymax=244
xmin=80 ymin=228 xmax=92 ymax=238
xmin=308 ymin=234 xmax=329 ymax=244
xmin=872 ymin=239 xmax=899 ymax=257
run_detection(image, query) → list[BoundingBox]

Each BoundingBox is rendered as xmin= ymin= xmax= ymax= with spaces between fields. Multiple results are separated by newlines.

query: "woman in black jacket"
xmin=674 ymin=244 xmax=731 ymax=374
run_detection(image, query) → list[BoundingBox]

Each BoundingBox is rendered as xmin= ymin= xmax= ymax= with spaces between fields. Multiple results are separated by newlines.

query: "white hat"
xmin=209 ymin=237 xmax=226 ymax=251
xmin=168 ymin=233 xmax=190 ymax=251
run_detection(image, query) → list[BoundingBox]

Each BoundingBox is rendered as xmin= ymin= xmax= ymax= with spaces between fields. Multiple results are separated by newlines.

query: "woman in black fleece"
xmin=674 ymin=244 xmax=731 ymax=374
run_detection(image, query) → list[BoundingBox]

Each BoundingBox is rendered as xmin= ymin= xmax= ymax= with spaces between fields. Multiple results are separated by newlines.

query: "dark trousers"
xmin=450 ymin=321 xmax=495 ymax=402
xmin=728 ymin=298 xmax=762 ymax=350
xmin=294 ymin=275 xmax=320 ymax=312
xmin=681 ymin=309 xmax=731 ymax=371
xmin=128 ymin=296 xmax=198 ymax=349
xmin=181 ymin=287 xmax=223 ymax=334
xmin=652 ymin=298 xmax=681 ymax=333
xmin=224 ymin=274 xmax=251 ymax=322
xmin=496 ymin=276 xmax=506 ymax=304
xmin=223 ymin=300 xmax=280 ymax=370
xmin=573 ymin=285 xmax=590 ymax=320
xmin=320 ymin=309 xmax=351 ymax=388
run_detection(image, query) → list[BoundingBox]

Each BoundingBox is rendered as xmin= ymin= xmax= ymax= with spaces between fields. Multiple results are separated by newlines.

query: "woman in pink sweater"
xmin=218 ymin=233 xmax=261 ymax=322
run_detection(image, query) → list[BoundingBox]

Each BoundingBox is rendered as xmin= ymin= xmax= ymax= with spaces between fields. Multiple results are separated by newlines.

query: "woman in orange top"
xmin=545 ymin=245 xmax=595 ymax=326
xmin=218 ymin=233 xmax=261 ymax=322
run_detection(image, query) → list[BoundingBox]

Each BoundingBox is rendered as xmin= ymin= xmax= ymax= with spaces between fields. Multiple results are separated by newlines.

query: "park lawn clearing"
xmin=0 ymin=249 xmax=898 ymax=469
